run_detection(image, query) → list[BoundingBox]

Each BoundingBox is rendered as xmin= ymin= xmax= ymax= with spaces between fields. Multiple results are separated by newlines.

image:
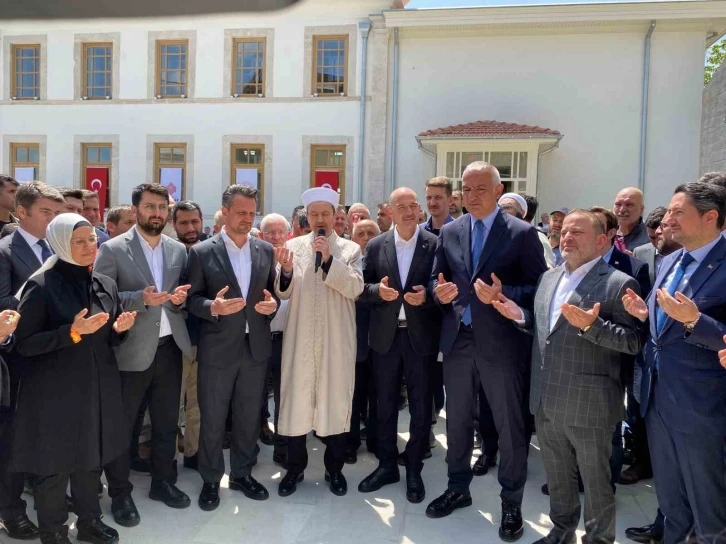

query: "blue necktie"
xmin=37 ymin=239 xmax=53 ymax=263
xmin=655 ymin=252 xmax=695 ymax=336
xmin=461 ymin=220 xmax=486 ymax=326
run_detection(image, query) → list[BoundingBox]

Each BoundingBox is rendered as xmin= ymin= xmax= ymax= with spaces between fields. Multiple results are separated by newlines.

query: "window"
xmin=11 ymin=44 xmax=40 ymax=99
xmin=156 ymin=41 xmax=188 ymax=98
xmin=231 ymin=144 xmax=265 ymax=213
xmin=154 ymin=143 xmax=187 ymax=200
xmin=232 ymin=39 xmax=265 ymax=96
xmin=82 ymin=43 xmax=112 ymax=98
xmin=312 ymin=36 xmax=348 ymax=96
xmin=10 ymin=143 xmax=40 ymax=181
xmin=310 ymin=145 xmax=346 ymax=203
xmin=445 ymin=151 xmax=529 ymax=194
xmin=82 ymin=144 xmax=112 ymax=207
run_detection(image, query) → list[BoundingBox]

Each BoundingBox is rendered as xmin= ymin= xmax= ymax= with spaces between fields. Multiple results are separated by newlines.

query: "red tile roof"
xmin=418 ymin=120 xmax=561 ymax=138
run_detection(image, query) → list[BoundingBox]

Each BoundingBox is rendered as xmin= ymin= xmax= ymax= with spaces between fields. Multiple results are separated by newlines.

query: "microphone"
xmin=314 ymin=228 xmax=325 ymax=273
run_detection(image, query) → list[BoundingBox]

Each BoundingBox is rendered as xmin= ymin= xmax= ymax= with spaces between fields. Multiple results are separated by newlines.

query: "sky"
xmin=406 ymin=0 xmax=680 ymax=7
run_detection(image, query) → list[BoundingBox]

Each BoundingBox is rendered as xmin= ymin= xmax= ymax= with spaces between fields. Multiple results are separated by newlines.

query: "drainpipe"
xmin=416 ymin=137 xmax=437 ymax=177
xmin=639 ymin=21 xmax=656 ymax=192
xmin=357 ymin=21 xmax=371 ymax=203
xmin=389 ymin=27 xmax=400 ymax=193
xmin=535 ymin=141 xmax=560 ymax=206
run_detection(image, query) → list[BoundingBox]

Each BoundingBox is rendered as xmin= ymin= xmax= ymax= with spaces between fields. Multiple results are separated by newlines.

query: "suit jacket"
xmin=431 ymin=210 xmax=547 ymax=359
xmin=186 ymin=233 xmax=277 ymax=366
xmin=521 ymin=259 xmax=645 ymax=428
xmin=355 ymin=255 xmax=371 ymax=362
xmin=639 ymin=237 xmax=726 ymax=433
xmin=608 ymin=246 xmax=651 ymax=297
xmin=633 ymin=244 xmax=657 ymax=286
xmin=95 ymin=228 xmax=192 ymax=371
xmin=0 ymin=230 xmax=42 ymax=311
xmin=361 ymin=228 xmax=440 ymax=356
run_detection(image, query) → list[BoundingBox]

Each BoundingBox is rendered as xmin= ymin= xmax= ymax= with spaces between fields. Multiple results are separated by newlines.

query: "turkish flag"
xmin=314 ymin=170 xmax=339 ymax=192
xmin=86 ymin=167 xmax=108 ymax=221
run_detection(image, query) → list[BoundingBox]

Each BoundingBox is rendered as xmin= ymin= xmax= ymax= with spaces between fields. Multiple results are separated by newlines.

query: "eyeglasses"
xmin=263 ymin=230 xmax=288 ymax=237
xmin=70 ymin=236 xmax=99 ymax=247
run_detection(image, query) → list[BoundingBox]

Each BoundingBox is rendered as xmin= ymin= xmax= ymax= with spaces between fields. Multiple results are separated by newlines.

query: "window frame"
xmin=154 ymin=142 xmax=187 ymax=199
xmin=81 ymin=143 xmax=113 ymax=207
xmin=231 ymin=37 xmax=266 ymax=97
xmin=310 ymin=144 xmax=346 ymax=204
xmin=311 ymin=35 xmax=349 ymax=97
xmin=11 ymin=44 xmax=40 ymax=100
xmin=81 ymin=42 xmax=113 ymax=99
xmin=10 ymin=142 xmax=40 ymax=181
xmin=155 ymin=39 xmax=189 ymax=98
xmin=230 ymin=143 xmax=265 ymax=213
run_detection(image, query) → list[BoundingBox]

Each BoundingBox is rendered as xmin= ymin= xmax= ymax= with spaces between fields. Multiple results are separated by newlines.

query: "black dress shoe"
xmin=229 ymin=475 xmax=269 ymax=501
xmin=198 ymin=483 xmax=220 ymax=512
xmin=130 ymin=456 xmax=151 ymax=474
xmin=472 ymin=454 xmax=497 ymax=476
xmin=66 ymin=494 xmax=76 ymax=514
xmin=406 ymin=471 xmax=425 ymax=504
xmin=499 ymin=501 xmax=524 ymax=542
xmin=40 ymin=531 xmax=72 ymax=544
xmin=77 ymin=517 xmax=119 ymax=544
xmin=358 ymin=466 xmax=400 ymax=493
xmin=0 ymin=513 xmax=40 ymax=540
xmin=619 ymin=464 xmax=653 ymax=485
xmin=259 ymin=423 xmax=274 ymax=446
xmin=325 ymin=471 xmax=347 ymax=496
xmin=149 ymin=480 xmax=191 ymax=509
xmin=425 ymin=490 xmax=472 ymax=518
xmin=183 ymin=453 xmax=199 ymax=471
xmin=344 ymin=449 xmax=358 ymax=465
xmin=278 ymin=472 xmax=304 ymax=497
xmin=110 ymin=495 xmax=140 ymax=527
xmin=625 ymin=524 xmax=663 ymax=543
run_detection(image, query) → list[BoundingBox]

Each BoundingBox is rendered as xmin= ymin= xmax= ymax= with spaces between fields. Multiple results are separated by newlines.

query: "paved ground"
xmin=2 ymin=407 xmax=657 ymax=544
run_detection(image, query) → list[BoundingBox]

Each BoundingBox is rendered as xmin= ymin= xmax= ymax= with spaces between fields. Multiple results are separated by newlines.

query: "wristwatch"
xmin=683 ymin=313 xmax=701 ymax=333
xmin=580 ymin=324 xmax=593 ymax=334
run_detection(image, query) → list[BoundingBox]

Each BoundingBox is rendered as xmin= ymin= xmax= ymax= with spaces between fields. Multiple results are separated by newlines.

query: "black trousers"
xmin=105 ymin=338 xmax=183 ymax=497
xmin=198 ymin=335 xmax=268 ymax=483
xmin=33 ymin=470 xmax=101 ymax=536
xmin=373 ymin=328 xmax=433 ymax=473
xmin=129 ymin=396 xmax=149 ymax=461
xmin=444 ymin=328 xmax=529 ymax=505
xmin=476 ymin=386 xmax=499 ymax=458
xmin=0 ymin=412 xmax=26 ymax=521
xmin=259 ymin=335 xmax=287 ymax=457
xmin=286 ymin=433 xmax=346 ymax=475
xmin=348 ymin=354 xmax=378 ymax=454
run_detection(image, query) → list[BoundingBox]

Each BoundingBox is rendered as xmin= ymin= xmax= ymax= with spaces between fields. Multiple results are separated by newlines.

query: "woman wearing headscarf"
xmin=11 ymin=213 xmax=136 ymax=544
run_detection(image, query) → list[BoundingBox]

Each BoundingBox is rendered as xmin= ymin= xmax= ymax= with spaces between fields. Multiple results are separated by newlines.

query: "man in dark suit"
xmin=358 ymin=188 xmax=439 ymax=503
xmin=0 ymin=182 xmax=63 ymax=541
xmin=427 ymin=161 xmax=547 ymax=541
xmin=185 ymin=185 xmax=278 ymax=512
xmin=494 ymin=209 xmax=645 ymax=544
xmin=633 ymin=207 xmax=669 ymax=287
xmin=623 ymin=182 xmax=726 ymax=544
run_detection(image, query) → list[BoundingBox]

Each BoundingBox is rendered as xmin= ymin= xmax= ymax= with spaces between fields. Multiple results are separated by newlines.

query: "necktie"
xmin=614 ymin=234 xmax=627 ymax=253
xmin=461 ymin=220 xmax=486 ymax=326
xmin=655 ymin=252 xmax=695 ymax=336
xmin=37 ymin=239 xmax=53 ymax=263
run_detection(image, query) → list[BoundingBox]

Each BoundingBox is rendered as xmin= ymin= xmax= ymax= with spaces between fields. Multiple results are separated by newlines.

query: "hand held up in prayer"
xmin=210 ymin=286 xmax=246 ymax=316
xmin=492 ymin=293 xmax=522 ymax=321
xmin=378 ymin=276 xmax=399 ymax=302
xmin=274 ymin=247 xmax=294 ymax=273
xmin=0 ymin=310 xmax=20 ymax=340
xmin=313 ymin=234 xmax=331 ymax=263
xmin=143 ymin=286 xmax=171 ymax=306
xmin=403 ymin=285 xmax=426 ymax=307
xmin=113 ymin=311 xmax=137 ymax=333
xmin=254 ymin=289 xmax=277 ymax=316
xmin=170 ymin=284 xmax=191 ymax=305
xmin=72 ymin=308 xmax=110 ymax=335
xmin=622 ymin=288 xmax=648 ymax=320
xmin=434 ymin=273 xmax=458 ymax=304
xmin=719 ymin=335 xmax=726 ymax=370
xmin=656 ymin=289 xmax=699 ymax=324
xmin=561 ymin=302 xmax=600 ymax=330
xmin=474 ymin=273 xmax=503 ymax=304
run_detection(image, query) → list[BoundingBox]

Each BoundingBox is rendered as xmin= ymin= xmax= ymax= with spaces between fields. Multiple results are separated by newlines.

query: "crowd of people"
xmin=0 ymin=164 xmax=725 ymax=544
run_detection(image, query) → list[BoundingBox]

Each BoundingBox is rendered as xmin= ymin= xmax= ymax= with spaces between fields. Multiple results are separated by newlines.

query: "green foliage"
xmin=705 ymin=40 xmax=726 ymax=86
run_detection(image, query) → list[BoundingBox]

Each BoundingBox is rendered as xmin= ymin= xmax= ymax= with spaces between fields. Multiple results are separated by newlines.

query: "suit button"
xmin=541 ymin=365 xmax=545 ymax=370
xmin=545 ymin=340 xmax=551 ymax=345
xmin=155 ymin=322 xmax=160 ymax=327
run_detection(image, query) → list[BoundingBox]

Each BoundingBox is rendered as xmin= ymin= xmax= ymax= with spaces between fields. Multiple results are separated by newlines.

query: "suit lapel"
xmin=211 ymin=235 xmax=243 ymax=297
xmin=247 ymin=236 xmax=260 ymax=297
xmin=648 ymin=251 xmax=678 ymax=339
xmin=161 ymin=237 xmax=176 ymax=293
xmin=405 ymin=234 xmax=429 ymax=291
xmin=384 ymin=231 xmax=403 ymax=291
xmin=459 ymin=217 xmax=472 ymax=279
xmin=473 ymin=210 xmax=506 ymax=279
xmin=11 ymin=231 xmax=41 ymax=271
xmin=126 ymin=230 xmax=156 ymax=287
xmin=550 ymin=259 xmax=608 ymax=336
xmin=541 ymin=267 xmax=565 ymax=335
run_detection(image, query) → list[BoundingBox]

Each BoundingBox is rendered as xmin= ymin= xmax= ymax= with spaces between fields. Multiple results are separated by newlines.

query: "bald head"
xmin=614 ymin=187 xmax=645 ymax=234
xmin=352 ymin=219 xmax=380 ymax=254
xmin=389 ymin=187 xmax=420 ymax=234
xmin=390 ymin=186 xmax=418 ymax=205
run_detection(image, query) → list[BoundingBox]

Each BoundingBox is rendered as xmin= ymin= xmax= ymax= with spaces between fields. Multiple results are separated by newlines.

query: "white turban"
xmin=302 ymin=187 xmax=340 ymax=209
xmin=498 ymin=193 xmax=528 ymax=217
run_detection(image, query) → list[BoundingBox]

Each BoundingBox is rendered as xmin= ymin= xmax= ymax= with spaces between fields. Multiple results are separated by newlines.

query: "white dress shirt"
xmin=394 ymin=226 xmax=419 ymax=320
xmin=548 ymin=256 xmax=602 ymax=332
xmin=221 ymin=227 xmax=252 ymax=332
xmin=17 ymin=227 xmax=43 ymax=266
xmin=658 ymin=235 xmax=722 ymax=294
xmin=137 ymin=227 xmax=172 ymax=338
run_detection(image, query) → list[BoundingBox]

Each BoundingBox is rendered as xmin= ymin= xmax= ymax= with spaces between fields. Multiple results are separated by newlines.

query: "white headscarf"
xmin=498 ymin=193 xmax=528 ymax=218
xmin=15 ymin=213 xmax=92 ymax=300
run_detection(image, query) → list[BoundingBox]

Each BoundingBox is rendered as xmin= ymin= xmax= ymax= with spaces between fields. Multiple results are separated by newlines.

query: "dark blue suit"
xmin=639 ymin=236 xmax=726 ymax=544
xmin=431 ymin=209 xmax=546 ymax=503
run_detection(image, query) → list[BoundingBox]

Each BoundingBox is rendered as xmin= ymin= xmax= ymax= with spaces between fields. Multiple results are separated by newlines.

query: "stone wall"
xmin=701 ymin=62 xmax=726 ymax=173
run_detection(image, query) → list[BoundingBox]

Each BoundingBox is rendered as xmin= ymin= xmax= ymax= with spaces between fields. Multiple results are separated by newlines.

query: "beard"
xmin=179 ymin=231 xmax=199 ymax=244
xmin=137 ymin=217 xmax=166 ymax=236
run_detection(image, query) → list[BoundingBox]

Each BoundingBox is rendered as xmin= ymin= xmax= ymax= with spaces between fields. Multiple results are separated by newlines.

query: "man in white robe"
xmin=273 ymin=187 xmax=363 ymax=497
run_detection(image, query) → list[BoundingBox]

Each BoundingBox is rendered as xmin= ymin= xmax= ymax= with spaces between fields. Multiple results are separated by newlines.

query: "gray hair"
xmin=260 ymin=213 xmax=291 ymax=232
xmin=352 ymin=219 xmax=380 ymax=237
xmin=462 ymin=161 xmax=501 ymax=186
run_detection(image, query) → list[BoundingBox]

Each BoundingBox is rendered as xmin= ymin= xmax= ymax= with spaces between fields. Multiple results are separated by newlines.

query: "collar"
xmin=17 ymin=226 xmax=41 ymax=248
xmin=394 ymin=225 xmax=419 ymax=248
xmin=620 ymin=217 xmax=644 ymax=238
xmin=221 ymin=227 xmax=250 ymax=251
xmin=470 ymin=206 xmax=499 ymax=233
xmin=134 ymin=226 xmax=162 ymax=252
xmin=563 ymin=255 xmax=602 ymax=279
xmin=604 ymin=245 xmax=615 ymax=263
xmin=683 ymin=235 xmax=722 ymax=264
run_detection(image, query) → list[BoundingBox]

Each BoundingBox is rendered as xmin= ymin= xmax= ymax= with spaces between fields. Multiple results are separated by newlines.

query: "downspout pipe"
xmin=639 ymin=20 xmax=656 ymax=192
xmin=389 ymin=27 xmax=400 ymax=193
xmin=535 ymin=141 xmax=560 ymax=206
xmin=357 ymin=21 xmax=371 ymax=203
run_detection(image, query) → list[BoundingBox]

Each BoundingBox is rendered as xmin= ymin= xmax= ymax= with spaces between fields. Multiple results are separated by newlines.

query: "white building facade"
xmin=0 ymin=0 xmax=725 ymax=222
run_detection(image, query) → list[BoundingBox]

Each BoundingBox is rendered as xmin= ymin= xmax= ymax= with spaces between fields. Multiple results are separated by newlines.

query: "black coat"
xmin=11 ymin=260 xmax=128 ymax=475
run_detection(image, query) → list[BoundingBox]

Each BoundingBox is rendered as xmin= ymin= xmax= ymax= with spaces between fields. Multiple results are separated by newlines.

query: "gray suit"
xmin=633 ymin=244 xmax=657 ymax=286
xmin=0 ymin=230 xmax=42 ymax=311
xmin=95 ymin=228 xmax=191 ymax=371
xmin=519 ymin=259 xmax=645 ymax=544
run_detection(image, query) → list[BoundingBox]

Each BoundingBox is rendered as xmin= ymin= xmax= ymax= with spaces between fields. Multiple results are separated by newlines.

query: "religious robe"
xmin=275 ymin=231 xmax=364 ymax=437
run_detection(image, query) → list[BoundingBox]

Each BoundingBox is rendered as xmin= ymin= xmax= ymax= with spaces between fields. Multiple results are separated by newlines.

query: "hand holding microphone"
xmin=314 ymin=229 xmax=330 ymax=272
